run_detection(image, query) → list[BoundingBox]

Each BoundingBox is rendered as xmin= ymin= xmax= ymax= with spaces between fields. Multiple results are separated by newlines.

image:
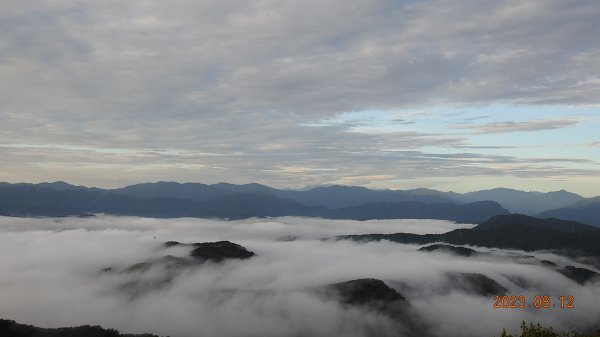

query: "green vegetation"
xmin=0 ymin=319 xmax=161 ymax=337
xmin=499 ymin=322 xmax=600 ymax=337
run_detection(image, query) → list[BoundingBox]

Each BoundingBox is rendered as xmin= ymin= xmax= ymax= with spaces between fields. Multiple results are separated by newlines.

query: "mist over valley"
xmin=1 ymin=215 xmax=599 ymax=337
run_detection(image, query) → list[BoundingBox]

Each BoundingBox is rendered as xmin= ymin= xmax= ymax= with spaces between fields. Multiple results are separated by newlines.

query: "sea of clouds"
xmin=0 ymin=216 xmax=598 ymax=337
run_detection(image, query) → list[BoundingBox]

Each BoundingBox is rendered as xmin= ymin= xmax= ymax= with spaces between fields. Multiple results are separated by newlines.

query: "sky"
xmin=1 ymin=0 xmax=600 ymax=195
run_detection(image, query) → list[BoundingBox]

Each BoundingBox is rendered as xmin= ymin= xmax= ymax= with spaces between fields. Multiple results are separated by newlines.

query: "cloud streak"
xmin=462 ymin=118 xmax=584 ymax=134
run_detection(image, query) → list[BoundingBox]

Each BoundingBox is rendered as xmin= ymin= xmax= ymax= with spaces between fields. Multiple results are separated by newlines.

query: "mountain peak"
xmin=37 ymin=181 xmax=81 ymax=190
xmin=475 ymin=214 xmax=599 ymax=232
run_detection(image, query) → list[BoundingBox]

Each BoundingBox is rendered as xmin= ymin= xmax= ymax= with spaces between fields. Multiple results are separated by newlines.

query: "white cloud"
xmin=0 ymin=0 xmax=599 ymax=188
xmin=0 ymin=216 xmax=599 ymax=337
xmin=467 ymin=118 xmax=584 ymax=133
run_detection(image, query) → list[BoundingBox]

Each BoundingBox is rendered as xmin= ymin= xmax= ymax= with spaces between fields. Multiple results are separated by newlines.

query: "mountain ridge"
xmin=3 ymin=181 xmax=590 ymax=209
xmin=336 ymin=214 xmax=600 ymax=257
xmin=0 ymin=182 xmax=507 ymax=223
xmin=1 ymin=181 xmax=597 ymax=225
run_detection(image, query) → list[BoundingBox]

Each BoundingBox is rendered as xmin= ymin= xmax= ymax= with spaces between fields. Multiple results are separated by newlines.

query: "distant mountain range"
xmin=0 ymin=181 xmax=598 ymax=226
xmin=536 ymin=198 xmax=600 ymax=227
xmin=111 ymin=182 xmax=456 ymax=207
xmin=449 ymin=188 xmax=583 ymax=214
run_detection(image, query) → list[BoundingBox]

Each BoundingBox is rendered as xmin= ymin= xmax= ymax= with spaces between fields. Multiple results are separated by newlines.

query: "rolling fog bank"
xmin=0 ymin=216 xmax=598 ymax=337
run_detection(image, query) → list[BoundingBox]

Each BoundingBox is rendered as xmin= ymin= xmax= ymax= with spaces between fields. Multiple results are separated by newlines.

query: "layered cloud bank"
xmin=0 ymin=216 xmax=599 ymax=337
xmin=1 ymin=0 xmax=600 ymax=193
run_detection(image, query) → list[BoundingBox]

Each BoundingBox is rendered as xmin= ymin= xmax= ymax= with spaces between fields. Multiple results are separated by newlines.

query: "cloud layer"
xmin=1 ymin=0 xmax=600 ymax=192
xmin=0 ymin=216 xmax=599 ymax=337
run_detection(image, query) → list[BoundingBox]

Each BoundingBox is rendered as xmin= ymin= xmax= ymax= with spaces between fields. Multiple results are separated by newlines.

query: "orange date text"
xmin=492 ymin=295 xmax=574 ymax=309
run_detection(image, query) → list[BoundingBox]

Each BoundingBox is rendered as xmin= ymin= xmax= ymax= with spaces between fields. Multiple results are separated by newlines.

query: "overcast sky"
xmin=1 ymin=0 xmax=600 ymax=195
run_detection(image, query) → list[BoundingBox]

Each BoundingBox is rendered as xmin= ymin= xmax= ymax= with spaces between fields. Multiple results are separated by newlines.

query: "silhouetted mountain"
xmin=322 ymin=278 xmax=406 ymax=306
xmin=536 ymin=201 xmax=600 ymax=227
xmin=337 ymin=214 xmax=600 ymax=257
xmin=0 ymin=181 xmax=99 ymax=191
xmin=188 ymin=241 xmax=256 ymax=262
xmin=452 ymin=188 xmax=583 ymax=214
xmin=329 ymin=200 xmax=508 ymax=223
xmin=190 ymin=193 xmax=328 ymax=219
xmin=4 ymin=181 xmax=596 ymax=217
xmin=275 ymin=185 xmax=455 ymax=208
xmin=112 ymin=182 xmax=455 ymax=208
xmin=106 ymin=240 xmax=256 ymax=298
xmin=37 ymin=181 xmax=84 ymax=190
xmin=0 ymin=319 xmax=159 ymax=337
xmin=557 ymin=266 xmax=599 ymax=285
xmin=189 ymin=194 xmax=506 ymax=223
xmin=569 ymin=196 xmax=600 ymax=207
xmin=211 ymin=182 xmax=278 ymax=194
xmin=474 ymin=214 xmax=598 ymax=232
xmin=111 ymin=181 xmax=232 ymax=201
xmin=0 ymin=184 xmax=202 ymax=218
xmin=418 ymin=244 xmax=478 ymax=257
xmin=0 ymin=183 xmax=508 ymax=223
xmin=445 ymin=273 xmax=507 ymax=296
xmin=123 ymin=240 xmax=255 ymax=270
xmin=317 ymin=279 xmax=428 ymax=337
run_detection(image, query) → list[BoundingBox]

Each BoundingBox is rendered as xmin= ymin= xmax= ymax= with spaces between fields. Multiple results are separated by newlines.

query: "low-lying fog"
xmin=0 ymin=216 xmax=598 ymax=337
